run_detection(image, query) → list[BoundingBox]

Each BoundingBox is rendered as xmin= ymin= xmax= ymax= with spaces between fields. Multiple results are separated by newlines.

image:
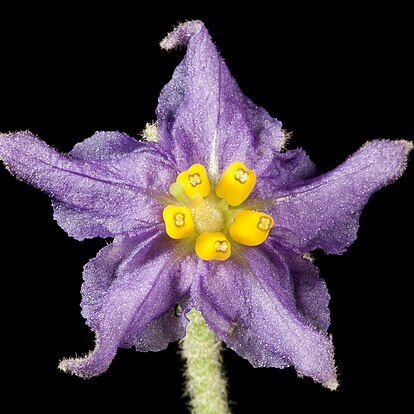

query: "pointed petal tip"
xmin=400 ymin=139 xmax=413 ymax=153
xmin=0 ymin=131 xmax=31 ymax=164
xmin=386 ymin=139 xmax=413 ymax=175
xmin=160 ymin=20 xmax=204 ymax=50
xmin=58 ymin=358 xmax=71 ymax=372
xmin=398 ymin=140 xmax=413 ymax=171
xmin=323 ymin=379 xmax=339 ymax=391
xmin=58 ymin=358 xmax=75 ymax=375
xmin=58 ymin=355 xmax=101 ymax=379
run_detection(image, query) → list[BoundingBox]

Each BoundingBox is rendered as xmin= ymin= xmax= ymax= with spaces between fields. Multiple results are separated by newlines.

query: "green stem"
xmin=180 ymin=309 xmax=231 ymax=414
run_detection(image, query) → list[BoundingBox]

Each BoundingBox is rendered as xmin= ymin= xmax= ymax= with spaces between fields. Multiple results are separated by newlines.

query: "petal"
xmin=0 ymin=131 xmax=178 ymax=239
xmin=252 ymin=148 xmax=318 ymax=195
xmin=192 ymin=243 xmax=337 ymax=388
xmin=287 ymin=251 xmax=331 ymax=332
xmin=69 ymin=130 xmax=140 ymax=161
xmin=60 ymin=227 xmax=195 ymax=377
xmin=157 ymin=21 xmax=284 ymax=178
xmin=268 ymin=140 xmax=412 ymax=254
xmin=134 ymin=302 xmax=189 ymax=352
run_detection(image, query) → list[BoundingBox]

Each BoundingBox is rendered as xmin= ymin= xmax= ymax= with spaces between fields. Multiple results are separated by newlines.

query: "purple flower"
xmin=0 ymin=21 xmax=411 ymax=389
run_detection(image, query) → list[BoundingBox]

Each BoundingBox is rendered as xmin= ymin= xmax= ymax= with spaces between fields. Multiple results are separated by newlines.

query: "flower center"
xmin=192 ymin=199 xmax=225 ymax=233
xmin=163 ymin=162 xmax=273 ymax=261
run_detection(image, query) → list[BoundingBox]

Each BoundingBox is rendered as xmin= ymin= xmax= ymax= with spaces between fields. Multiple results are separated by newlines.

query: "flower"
xmin=0 ymin=20 xmax=411 ymax=389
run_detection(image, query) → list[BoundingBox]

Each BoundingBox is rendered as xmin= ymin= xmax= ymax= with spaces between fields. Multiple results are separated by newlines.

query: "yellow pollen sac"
xmin=195 ymin=232 xmax=231 ymax=261
xmin=177 ymin=164 xmax=211 ymax=198
xmin=163 ymin=205 xmax=195 ymax=239
xmin=215 ymin=162 xmax=256 ymax=206
xmin=229 ymin=210 xmax=274 ymax=246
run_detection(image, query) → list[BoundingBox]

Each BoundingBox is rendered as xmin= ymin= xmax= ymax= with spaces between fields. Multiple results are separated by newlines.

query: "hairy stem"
xmin=180 ymin=309 xmax=231 ymax=414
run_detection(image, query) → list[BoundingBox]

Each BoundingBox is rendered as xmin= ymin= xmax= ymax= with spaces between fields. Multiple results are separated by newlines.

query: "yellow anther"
xmin=195 ymin=232 xmax=231 ymax=261
xmin=177 ymin=164 xmax=211 ymax=198
xmin=163 ymin=205 xmax=195 ymax=239
xmin=229 ymin=210 xmax=274 ymax=246
xmin=215 ymin=162 xmax=256 ymax=206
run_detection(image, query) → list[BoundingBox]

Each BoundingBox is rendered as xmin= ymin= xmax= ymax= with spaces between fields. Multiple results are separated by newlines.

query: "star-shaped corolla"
xmin=0 ymin=21 xmax=411 ymax=389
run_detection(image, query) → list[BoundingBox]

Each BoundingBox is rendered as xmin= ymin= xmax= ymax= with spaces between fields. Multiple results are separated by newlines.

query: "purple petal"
xmin=0 ymin=131 xmax=178 ymax=239
xmin=60 ymin=227 xmax=195 ymax=377
xmin=135 ymin=302 xmax=189 ymax=352
xmin=69 ymin=130 xmax=140 ymax=161
xmin=192 ymin=243 xmax=337 ymax=388
xmin=287 ymin=251 xmax=331 ymax=332
xmin=267 ymin=140 xmax=412 ymax=254
xmin=252 ymin=148 xmax=318 ymax=194
xmin=157 ymin=21 xmax=284 ymax=178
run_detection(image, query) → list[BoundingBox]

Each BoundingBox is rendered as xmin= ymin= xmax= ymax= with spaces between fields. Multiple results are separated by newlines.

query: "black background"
xmin=1 ymin=6 xmax=412 ymax=412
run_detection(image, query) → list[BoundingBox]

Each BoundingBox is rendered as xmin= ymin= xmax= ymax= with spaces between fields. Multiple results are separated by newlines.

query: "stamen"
xmin=229 ymin=210 xmax=274 ymax=246
xmin=195 ymin=232 xmax=231 ymax=261
xmin=163 ymin=205 xmax=195 ymax=239
xmin=177 ymin=164 xmax=211 ymax=198
xmin=215 ymin=162 xmax=256 ymax=206
xmin=165 ymin=161 xmax=268 ymax=257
